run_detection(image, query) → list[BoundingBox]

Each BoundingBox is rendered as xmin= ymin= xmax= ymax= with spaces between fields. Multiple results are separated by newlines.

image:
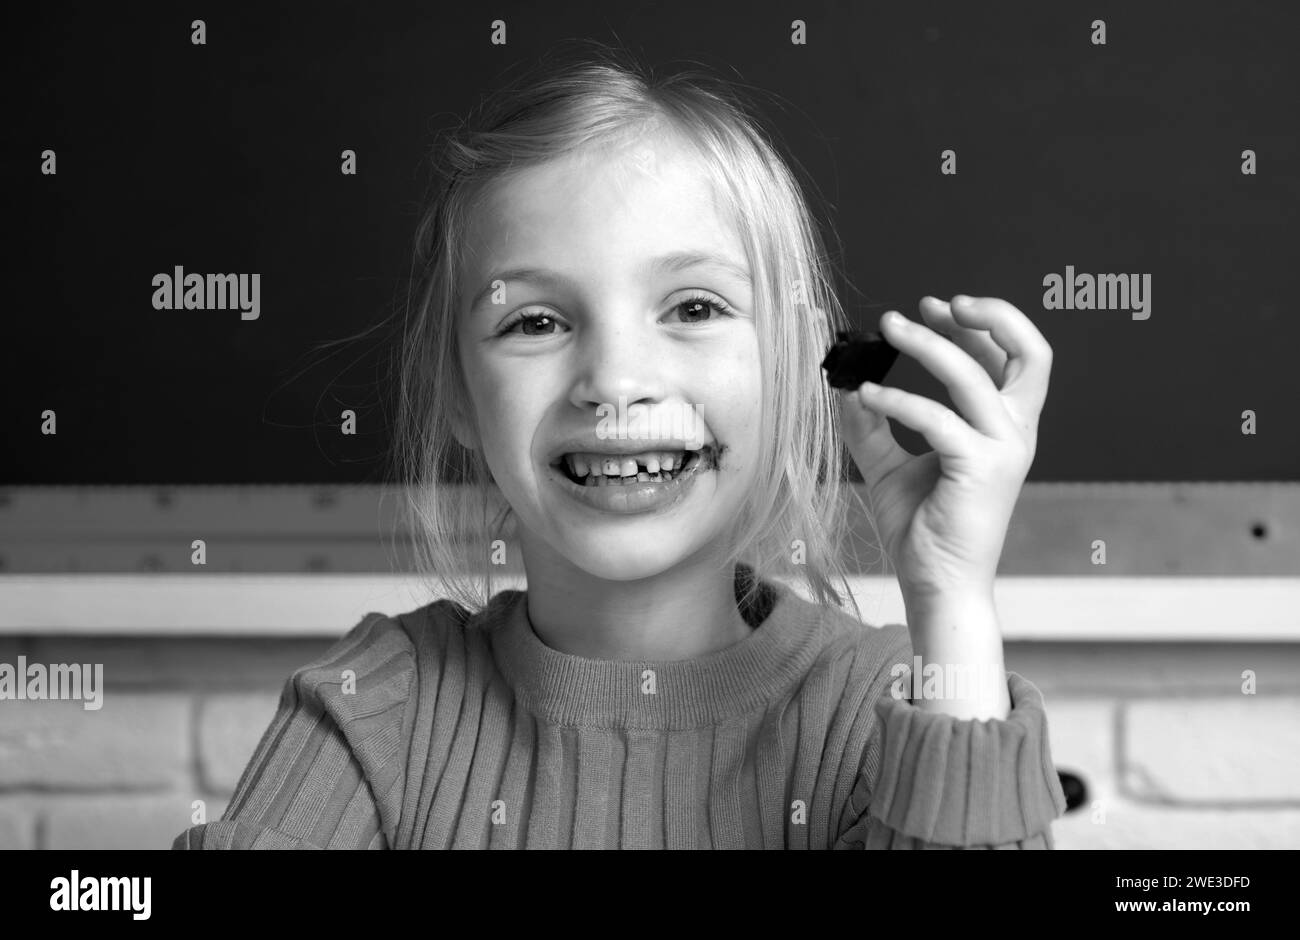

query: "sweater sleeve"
xmin=833 ymin=628 xmax=1067 ymax=850
xmin=171 ymin=612 xmax=417 ymax=850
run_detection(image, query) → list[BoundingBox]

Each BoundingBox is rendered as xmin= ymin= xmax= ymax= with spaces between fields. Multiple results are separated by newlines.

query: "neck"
xmin=516 ymin=537 xmax=753 ymax=661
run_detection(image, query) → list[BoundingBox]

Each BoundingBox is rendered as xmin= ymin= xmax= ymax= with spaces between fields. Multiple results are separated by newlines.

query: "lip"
xmin=546 ymin=453 xmax=712 ymax=514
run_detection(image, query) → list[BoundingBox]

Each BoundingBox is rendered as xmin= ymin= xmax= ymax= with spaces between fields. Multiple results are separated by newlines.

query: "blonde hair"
xmin=394 ymin=40 xmax=878 ymax=619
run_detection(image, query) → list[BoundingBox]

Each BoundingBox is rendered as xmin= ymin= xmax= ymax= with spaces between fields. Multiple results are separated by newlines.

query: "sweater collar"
xmin=486 ymin=567 xmax=825 ymax=730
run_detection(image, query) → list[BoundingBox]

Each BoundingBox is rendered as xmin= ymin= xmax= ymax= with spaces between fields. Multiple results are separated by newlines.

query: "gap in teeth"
xmin=564 ymin=449 xmax=696 ymax=480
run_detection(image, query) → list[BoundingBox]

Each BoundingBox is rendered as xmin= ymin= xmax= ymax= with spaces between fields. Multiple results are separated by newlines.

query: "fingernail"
xmin=953 ymin=295 xmax=973 ymax=307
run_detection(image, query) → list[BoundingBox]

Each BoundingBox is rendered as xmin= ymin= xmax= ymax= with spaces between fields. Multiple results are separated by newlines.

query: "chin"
xmin=565 ymin=540 xmax=704 ymax=583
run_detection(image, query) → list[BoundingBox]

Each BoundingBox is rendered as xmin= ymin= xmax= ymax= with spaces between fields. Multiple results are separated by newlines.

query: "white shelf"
xmin=1 ymin=574 xmax=1297 ymax=641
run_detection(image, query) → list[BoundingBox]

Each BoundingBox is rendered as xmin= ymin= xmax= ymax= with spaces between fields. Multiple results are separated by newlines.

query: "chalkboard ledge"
xmin=3 ymin=482 xmax=1298 ymax=576
xmin=0 ymin=574 xmax=1297 ymax=641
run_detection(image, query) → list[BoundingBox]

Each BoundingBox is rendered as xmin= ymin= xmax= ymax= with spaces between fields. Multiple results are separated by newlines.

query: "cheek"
xmin=472 ymin=368 xmax=550 ymax=468
xmin=703 ymin=336 xmax=763 ymax=432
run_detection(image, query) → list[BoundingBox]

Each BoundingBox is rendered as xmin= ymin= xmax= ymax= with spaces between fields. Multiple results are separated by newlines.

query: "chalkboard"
xmin=7 ymin=0 xmax=1298 ymax=484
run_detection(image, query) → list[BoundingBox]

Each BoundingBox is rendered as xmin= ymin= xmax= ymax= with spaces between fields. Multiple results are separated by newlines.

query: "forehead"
xmin=460 ymin=138 xmax=743 ymax=277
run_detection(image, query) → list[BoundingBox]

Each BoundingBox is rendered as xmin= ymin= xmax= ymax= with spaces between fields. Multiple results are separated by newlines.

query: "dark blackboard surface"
xmin=6 ymin=0 xmax=1298 ymax=484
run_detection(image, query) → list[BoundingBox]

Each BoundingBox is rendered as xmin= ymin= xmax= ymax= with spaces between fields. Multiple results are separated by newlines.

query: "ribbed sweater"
xmin=173 ymin=568 xmax=1067 ymax=849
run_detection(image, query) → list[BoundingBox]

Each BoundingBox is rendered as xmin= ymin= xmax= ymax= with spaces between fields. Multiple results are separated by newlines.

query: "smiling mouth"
xmin=552 ymin=443 xmax=722 ymax=486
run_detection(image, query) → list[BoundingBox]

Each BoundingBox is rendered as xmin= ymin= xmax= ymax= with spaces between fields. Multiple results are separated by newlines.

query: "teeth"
xmin=562 ymin=449 xmax=694 ymax=479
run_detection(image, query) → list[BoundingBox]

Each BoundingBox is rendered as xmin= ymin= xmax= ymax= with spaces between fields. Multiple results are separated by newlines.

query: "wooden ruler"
xmin=0 ymin=482 xmax=1296 ymax=575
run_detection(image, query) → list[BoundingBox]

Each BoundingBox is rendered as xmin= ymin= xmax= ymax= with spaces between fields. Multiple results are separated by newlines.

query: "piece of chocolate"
xmin=821 ymin=330 xmax=900 ymax=389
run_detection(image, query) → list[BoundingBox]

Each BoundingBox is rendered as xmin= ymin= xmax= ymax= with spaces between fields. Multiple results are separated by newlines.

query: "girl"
xmin=175 ymin=42 xmax=1065 ymax=850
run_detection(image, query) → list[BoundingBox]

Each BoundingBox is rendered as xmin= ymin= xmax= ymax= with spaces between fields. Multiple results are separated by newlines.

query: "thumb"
xmin=838 ymin=388 xmax=907 ymax=490
xmin=839 ymin=386 xmax=886 ymax=447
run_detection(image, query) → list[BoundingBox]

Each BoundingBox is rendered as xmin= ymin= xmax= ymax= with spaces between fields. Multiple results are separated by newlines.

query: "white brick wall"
xmin=1124 ymin=697 xmax=1300 ymax=801
xmin=0 ymin=695 xmax=191 ymax=788
xmin=0 ymin=803 xmax=34 ymax=850
xmin=1043 ymin=693 xmax=1300 ymax=849
xmin=198 ymin=693 xmax=280 ymax=793
xmin=1 ymin=637 xmax=1299 ymax=848
xmin=1055 ymin=803 xmax=1300 ymax=849
xmin=44 ymin=795 xmax=230 ymax=850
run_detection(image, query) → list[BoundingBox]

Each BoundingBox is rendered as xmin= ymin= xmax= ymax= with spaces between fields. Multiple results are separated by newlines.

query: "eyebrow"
xmin=467 ymin=250 xmax=753 ymax=314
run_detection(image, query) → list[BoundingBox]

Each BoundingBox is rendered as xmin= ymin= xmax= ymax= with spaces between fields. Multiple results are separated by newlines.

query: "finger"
xmin=918 ymin=296 xmax=1009 ymax=386
xmin=945 ymin=295 xmax=1053 ymax=425
xmin=853 ymin=379 xmax=980 ymax=460
xmin=836 ymin=387 xmax=911 ymax=491
xmin=878 ymin=310 xmax=1018 ymax=441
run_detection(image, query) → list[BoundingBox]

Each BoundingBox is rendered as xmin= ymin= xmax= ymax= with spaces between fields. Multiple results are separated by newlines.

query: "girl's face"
xmin=455 ymin=137 xmax=763 ymax=581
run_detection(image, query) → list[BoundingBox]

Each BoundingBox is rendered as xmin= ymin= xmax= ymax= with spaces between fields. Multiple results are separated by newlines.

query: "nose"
xmin=568 ymin=317 xmax=669 ymax=414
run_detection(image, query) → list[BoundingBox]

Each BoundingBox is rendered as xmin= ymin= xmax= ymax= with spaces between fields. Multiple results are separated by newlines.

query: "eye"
xmin=494 ymin=292 xmax=736 ymax=337
xmin=496 ymin=310 xmax=567 ymax=337
xmin=669 ymin=292 xmax=735 ymax=324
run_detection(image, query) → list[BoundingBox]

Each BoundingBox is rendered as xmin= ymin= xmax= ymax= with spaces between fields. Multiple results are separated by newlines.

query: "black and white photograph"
xmin=2 ymin=0 xmax=1296 ymax=920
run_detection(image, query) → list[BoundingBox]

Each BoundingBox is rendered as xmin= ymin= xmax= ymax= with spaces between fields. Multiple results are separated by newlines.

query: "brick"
xmin=42 ymin=794 xmax=228 ymax=850
xmin=1053 ymin=798 xmax=1300 ymax=850
xmin=0 ymin=694 xmax=191 ymax=788
xmin=0 ymin=800 xmax=35 ymax=849
xmin=1043 ymin=699 xmax=1116 ymax=793
xmin=198 ymin=693 xmax=280 ymax=793
xmin=1123 ymin=696 xmax=1300 ymax=802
